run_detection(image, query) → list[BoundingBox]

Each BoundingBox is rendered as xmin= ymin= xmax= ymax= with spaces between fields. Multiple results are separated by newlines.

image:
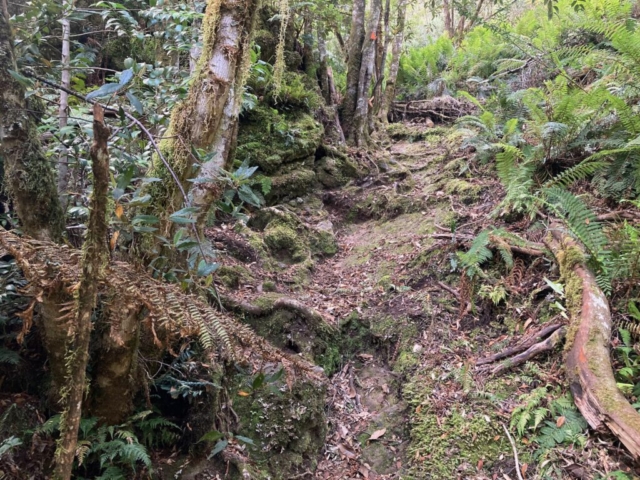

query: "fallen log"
xmin=546 ymin=226 xmax=640 ymax=460
xmin=390 ymin=95 xmax=476 ymax=123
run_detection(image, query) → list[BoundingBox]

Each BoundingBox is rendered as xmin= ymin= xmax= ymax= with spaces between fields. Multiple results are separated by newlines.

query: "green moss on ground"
xmin=217 ymin=265 xmax=254 ymax=289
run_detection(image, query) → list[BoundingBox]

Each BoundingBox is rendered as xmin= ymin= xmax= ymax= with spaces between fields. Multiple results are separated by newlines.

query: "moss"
xmin=394 ymin=351 xmax=419 ymax=374
xmin=264 ymin=221 xmax=308 ymax=263
xmin=315 ymin=155 xmax=360 ymax=188
xmin=232 ymin=373 xmax=327 ymax=479
xmin=269 ymin=167 xmax=317 ymax=201
xmin=309 ymin=228 xmax=337 ymax=256
xmin=217 ymin=265 xmax=254 ymax=289
xmin=236 ymin=105 xmax=323 ymax=175
xmin=444 ymin=179 xmax=481 ymax=203
xmin=406 ymin=408 xmax=510 ymax=478
xmin=262 ymin=280 xmax=277 ymax=292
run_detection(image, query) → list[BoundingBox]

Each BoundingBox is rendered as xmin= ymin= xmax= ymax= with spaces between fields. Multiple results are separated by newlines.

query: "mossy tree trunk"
xmin=53 ymin=104 xmax=110 ymax=480
xmin=379 ymin=0 xmax=406 ymax=123
xmin=147 ymin=0 xmax=261 ymax=223
xmin=342 ymin=0 xmax=366 ymax=140
xmin=87 ymin=298 xmax=142 ymax=425
xmin=0 ymin=8 xmax=64 ymax=241
xmin=372 ymin=0 xmax=390 ymax=117
xmin=352 ymin=0 xmax=381 ymax=146
xmin=317 ymin=22 xmax=331 ymax=104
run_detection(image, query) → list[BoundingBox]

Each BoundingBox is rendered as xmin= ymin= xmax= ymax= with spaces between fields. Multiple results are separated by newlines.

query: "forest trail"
xmin=211 ymin=124 xmax=570 ymax=479
xmin=211 ymin=121 xmax=637 ymax=479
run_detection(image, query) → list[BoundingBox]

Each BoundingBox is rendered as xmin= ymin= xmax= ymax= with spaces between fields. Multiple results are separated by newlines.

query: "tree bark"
xmin=0 ymin=8 xmax=64 ymax=241
xmin=57 ymin=0 xmax=73 ymax=209
xmin=87 ymin=298 xmax=142 ymax=425
xmin=546 ymin=228 xmax=640 ymax=460
xmin=372 ymin=0 xmax=390 ymax=116
xmin=443 ymin=0 xmax=454 ymax=38
xmin=53 ymin=104 xmax=110 ymax=480
xmin=147 ymin=0 xmax=260 ymax=222
xmin=352 ymin=0 xmax=381 ymax=146
xmin=342 ymin=0 xmax=366 ymax=140
xmin=380 ymin=0 xmax=407 ymax=123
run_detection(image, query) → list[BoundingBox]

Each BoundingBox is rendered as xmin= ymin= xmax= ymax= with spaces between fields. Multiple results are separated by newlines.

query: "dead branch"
xmin=431 ymin=232 xmax=547 ymax=256
xmin=546 ymin=226 xmax=640 ymax=460
xmin=437 ymin=281 xmax=460 ymax=299
xmin=476 ymin=323 xmax=564 ymax=365
xmin=490 ymin=326 xmax=566 ymax=375
xmin=390 ymin=95 xmax=476 ymax=123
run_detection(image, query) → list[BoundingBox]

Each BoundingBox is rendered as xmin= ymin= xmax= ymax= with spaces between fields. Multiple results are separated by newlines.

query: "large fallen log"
xmin=546 ymin=226 xmax=640 ymax=460
xmin=390 ymin=95 xmax=476 ymax=123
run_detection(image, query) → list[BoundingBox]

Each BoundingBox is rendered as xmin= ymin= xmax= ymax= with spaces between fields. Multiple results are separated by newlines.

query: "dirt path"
xmin=211 ymin=124 xmax=633 ymax=479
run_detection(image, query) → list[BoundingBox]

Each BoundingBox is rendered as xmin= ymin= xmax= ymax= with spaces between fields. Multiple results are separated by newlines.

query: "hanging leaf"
xmin=119 ymin=68 xmax=134 ymax=86
xmin=126 ymin=91 xmax=143 ymax=114
xmin=207 ymin=440 xmax=228 ymax=458
xmin=197 ymin=260 xmax=219 ymax=277
xmin=235 ymin=435 xmax=255 ymax=446
xmin=199 ymin=430 xmax=224 ymax=443
xmin=86 ymin=83 xmax=123 ymax=100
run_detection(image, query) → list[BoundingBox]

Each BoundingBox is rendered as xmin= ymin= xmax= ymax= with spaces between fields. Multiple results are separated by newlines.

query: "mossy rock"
xmin=264 ymin=221 xmax=308 ymax=263
xmin=315 ymin=155 xmax=360 ymax=189
xmin=247 ymin=208 xmax=337 ymax=265
xmin=444 ymin=179 xmax=481 ymax=203
xmin=232 ymin=373 xmax=327 ymax=479
xmin=268 ymin=166 xmax=318 ymax=202
xmin=236 ymin=105 xmax=323 ymax=175
xmin=217 ymin=265 xmax=254 ymax=289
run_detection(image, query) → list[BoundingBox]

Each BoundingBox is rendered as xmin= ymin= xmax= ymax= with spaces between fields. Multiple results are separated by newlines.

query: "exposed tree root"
xmin=476 ymin=323 xmax=564 ymax=366
xmin=546 ymin=228 xmax=640 ymax=460
xmin=222 ymin=294 xmax=336 ymax=330
xmin=488 ymin=326 xmax=566 ymax=375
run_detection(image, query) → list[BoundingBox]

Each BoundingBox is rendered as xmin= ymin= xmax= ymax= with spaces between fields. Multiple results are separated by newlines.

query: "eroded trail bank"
xmin=207 ymin=123 xmax=638 ymax=479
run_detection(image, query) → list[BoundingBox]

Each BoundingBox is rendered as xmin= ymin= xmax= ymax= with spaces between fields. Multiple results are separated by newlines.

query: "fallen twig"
xmin=437 ymin=281 xmax=460 ymax=299
xmin=502 ymin=423 xmax=524 ymax=480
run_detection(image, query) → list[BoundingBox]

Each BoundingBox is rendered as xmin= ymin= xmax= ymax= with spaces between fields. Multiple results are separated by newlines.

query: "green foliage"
xmin=510 ymin=387 xmax=588 ymax=458
xmin=37 ymin=410 xmax=180 ymax=478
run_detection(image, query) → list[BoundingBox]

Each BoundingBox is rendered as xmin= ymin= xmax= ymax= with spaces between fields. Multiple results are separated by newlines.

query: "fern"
xmin=543 ymin=159 xmax=608 ymax=189
xmin=543 ymin=187 xmax=611 ymax=289
xmin=457 ymin=230 xmax=493 ymax=277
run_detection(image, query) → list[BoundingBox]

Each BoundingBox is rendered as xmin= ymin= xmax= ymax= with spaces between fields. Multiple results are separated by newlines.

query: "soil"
xmin=203 ymin=123 xmax=638 ymax=479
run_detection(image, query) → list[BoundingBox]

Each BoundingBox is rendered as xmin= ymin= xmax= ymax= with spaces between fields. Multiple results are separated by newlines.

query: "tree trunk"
xmin=342 ymin=0 xmax=366 ymax=140
xmin=352 ymin=0 xmax=381 ymax=146
xmin=87 ymin=298 xmax=142 ymax=424
xmin=443 ymin=0 xmax=454 ymax=39
xmin=317 ymin=22 xmax=331 ymax=104
xmin=380 ymin=0 xmax=406 ymax=123
xmin=57 ymin=0 xmax=72 ymax=209
xmin=302 ymin=7 xmax=315 ymax=77
xmin=372 ymin=0 xmax=390 ymax=116
xmin=0 ymin=8 xmax=64 ymax=241
xmin=146 ymin=0 xmax=260 ymax=223
xmin=53 ymin=104 xmax=110 ymax=480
